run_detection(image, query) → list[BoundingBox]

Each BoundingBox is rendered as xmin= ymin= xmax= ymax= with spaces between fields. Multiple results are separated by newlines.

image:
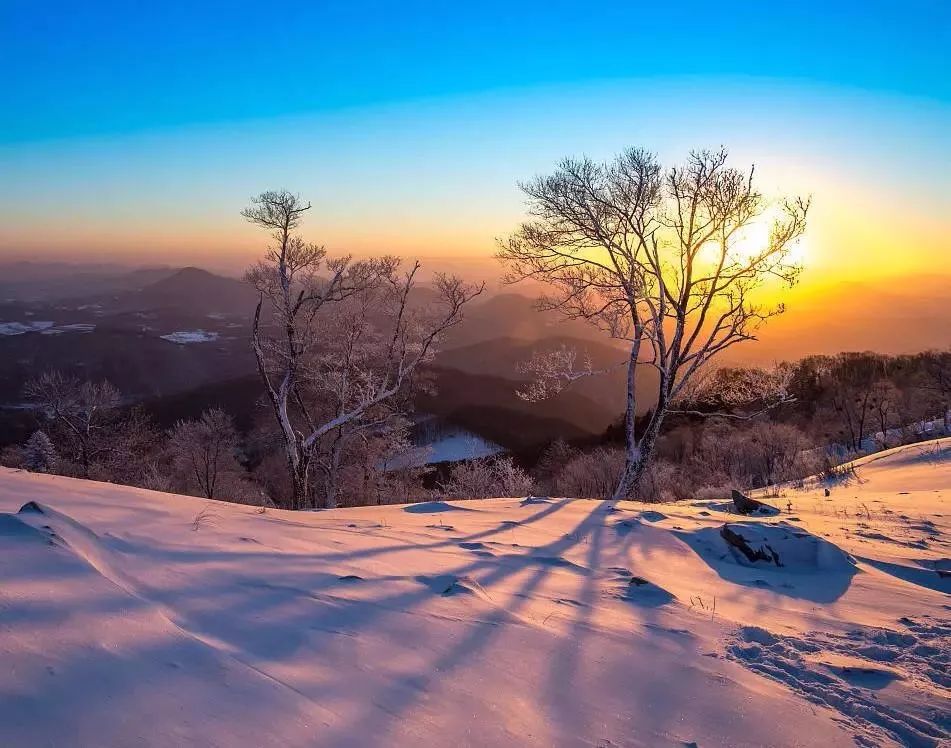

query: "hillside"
xmin=418 ymin=366 xmax=619 ymax=450
xmin=434 ymin=335 xmax=658 ymax=418
xmin=440 ymin=293 xmax=610 ymax=350
xmin=1 ymin=440 xmax=948 ymax=746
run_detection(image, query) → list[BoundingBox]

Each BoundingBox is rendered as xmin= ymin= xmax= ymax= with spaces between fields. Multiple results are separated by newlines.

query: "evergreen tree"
xmin=23 ymin=430 xmax=57 ymax=473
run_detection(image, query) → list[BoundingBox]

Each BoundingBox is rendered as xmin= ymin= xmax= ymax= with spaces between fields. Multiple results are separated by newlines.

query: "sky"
xmin=1 ymin=0 xmax=949 ymax=286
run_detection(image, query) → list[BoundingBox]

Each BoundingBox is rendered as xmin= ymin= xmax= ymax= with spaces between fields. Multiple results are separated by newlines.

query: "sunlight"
xmin=727 ymin=219 xmax=809 ymax=266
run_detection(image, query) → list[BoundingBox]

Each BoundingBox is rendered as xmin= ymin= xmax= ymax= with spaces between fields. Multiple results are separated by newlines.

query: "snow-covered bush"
xmin=440 ymin=456 xmax=535 ymax=499
xmin=0 ymin=444 xmax=25 ymax=469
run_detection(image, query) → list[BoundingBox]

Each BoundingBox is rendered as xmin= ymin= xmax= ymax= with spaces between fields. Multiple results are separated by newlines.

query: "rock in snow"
xmin=731 ymin=489 xmax=779 ymax=515
xmin=719 ymin=521 xmax=855 ymax=572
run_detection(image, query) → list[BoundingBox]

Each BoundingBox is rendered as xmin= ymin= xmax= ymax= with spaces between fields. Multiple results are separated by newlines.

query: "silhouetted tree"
xmin=499 ymin=147 xmax=808 ymax=497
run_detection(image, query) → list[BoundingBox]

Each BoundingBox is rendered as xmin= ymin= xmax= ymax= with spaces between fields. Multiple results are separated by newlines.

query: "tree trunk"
xmin=324 ymin=470 xmax=338 ymax=510
xmin=79 ymin=440 xmax=91 ymax=479
xmin=612 ymin=343 xmax=641 ymax=499
xmin=323 ymin=440 xmax=344 ymax=510
xmin=287 ymin=447 xmax=311 ymax=511
xmin=628 ymin=405 xmax=667 ymax=499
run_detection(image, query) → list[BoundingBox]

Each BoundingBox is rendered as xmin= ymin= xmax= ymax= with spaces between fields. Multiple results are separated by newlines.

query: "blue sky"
xmin=3 ymin=0 xmax=949 ymax=143
xmin=0 ymin=1 xmax=949 ymax=275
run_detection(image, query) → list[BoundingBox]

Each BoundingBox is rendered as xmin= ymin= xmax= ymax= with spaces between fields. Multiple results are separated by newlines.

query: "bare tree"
xmin=315 ymin=417 xmax=429 ymax=507
xmin=23 ymin=372 xmax=122 ymax=478
xmin=498 ymin=147 xmax=808 ymax=498
xmin=97 ymin=406 xmax=161 ymax=487
xmin=818 ymin=353 xmax=884 ymax=452
xmin=869 ymin=379 xmax=902 ymax=447
xmin=244 ymin=190 xmax=482 ymax=509
xmin=919 ymin=350 xmax=951 ymax=433
xmin=169 ymin=408 xmax=242 ymax=500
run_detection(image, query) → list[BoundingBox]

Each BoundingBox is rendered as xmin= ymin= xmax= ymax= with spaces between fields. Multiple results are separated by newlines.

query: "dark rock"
xmin=731 ymin=490 xmax=778 ymax=516
xmin=720 ymin=524 xmax=782 ymax=566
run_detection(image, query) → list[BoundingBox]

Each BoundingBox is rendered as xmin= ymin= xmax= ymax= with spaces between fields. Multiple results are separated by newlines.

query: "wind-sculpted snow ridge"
xmin=0 ymin=439 xmax=949 ymax=747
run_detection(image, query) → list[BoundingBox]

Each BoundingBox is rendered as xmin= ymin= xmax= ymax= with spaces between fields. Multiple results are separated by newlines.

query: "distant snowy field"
xmin=159 ymin=329 xmax=220 ymax=344
xmin=0 ymin=320 xmax=95 ymax=335
xmin=0 ymin=440 xmax=948 ymax=747
xmin=0 ymin=320 xmax=54 ymax=335
xmin=392 ymin=425 xmax=506 ymax=468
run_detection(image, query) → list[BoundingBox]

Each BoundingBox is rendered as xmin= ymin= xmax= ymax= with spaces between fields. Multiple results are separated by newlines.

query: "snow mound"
xmin=0 ymin=502 xmax=322 ymax=747
xmin=718 ymin=522 xmax=856 ymax=572
xmin=16 ymin=501 xmax=134 ymax=591
xmin=606 ymin=569 xmax=676 ymax=607
xmin=403 ymin=500 xmax=470 ymax=513
xmin=520 ymin=496 xmax=554 ymax=506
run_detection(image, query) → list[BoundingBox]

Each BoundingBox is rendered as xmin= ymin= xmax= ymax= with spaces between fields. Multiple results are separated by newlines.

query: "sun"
xmin=729 ymin=219 xmax=809 ymax=266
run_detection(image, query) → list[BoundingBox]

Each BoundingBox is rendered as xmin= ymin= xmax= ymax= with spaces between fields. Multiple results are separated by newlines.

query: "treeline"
xmin=0 ymin=369 xmax=432 ymax=508
xmin=538 ymin=350 xmax=950 ymax=501
xmin=3 ymin=350 xmax=947 ymax=506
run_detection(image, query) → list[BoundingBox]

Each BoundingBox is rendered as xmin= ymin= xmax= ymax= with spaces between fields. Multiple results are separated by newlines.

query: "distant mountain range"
xmin=0 ymin=266 xmax=632 ymax=452
xmin=1 ymin=264 xmax=948 ymax=455
xmin=0 ymin=262 xmax=177 ymax=302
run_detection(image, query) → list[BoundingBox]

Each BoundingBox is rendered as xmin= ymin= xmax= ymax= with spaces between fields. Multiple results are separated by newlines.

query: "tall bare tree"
xmin=244 ymin=190 xmax=482 ymax=509
xmin=498 ymin=148 xmax=809 ymax=498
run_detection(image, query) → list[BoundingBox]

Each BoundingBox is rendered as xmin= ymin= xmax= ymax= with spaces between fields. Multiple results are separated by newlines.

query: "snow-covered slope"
xmin=1 ymin=440 xmax=948 ymax=747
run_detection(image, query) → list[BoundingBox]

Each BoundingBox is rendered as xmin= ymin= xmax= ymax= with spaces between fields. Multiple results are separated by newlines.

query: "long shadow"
xmin=3 ymin=496 xmax=675 ymax=745
xmin=122 ymin=496 xmax=580 ymax=571
xmin=311 ymin=500 xmax=618 ymax=744
xmin=540 ymin=500 xmax=614 ymax=738
xmin=33 ymin=498 xmax=583 ymax=666
xmin=853 ymin=554 xmax=951 ymax=594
